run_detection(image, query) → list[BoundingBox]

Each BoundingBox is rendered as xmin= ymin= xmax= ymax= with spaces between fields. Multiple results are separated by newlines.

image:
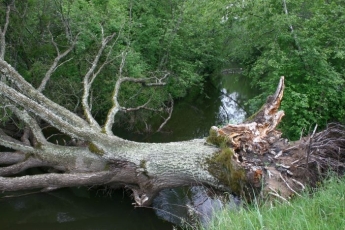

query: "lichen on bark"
xmin=88 ymin=142 xmax=104 ymax=155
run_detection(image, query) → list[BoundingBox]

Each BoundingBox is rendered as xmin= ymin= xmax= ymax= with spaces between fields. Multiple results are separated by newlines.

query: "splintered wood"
xmin=212 ymin=76 xmax=285 ymax=155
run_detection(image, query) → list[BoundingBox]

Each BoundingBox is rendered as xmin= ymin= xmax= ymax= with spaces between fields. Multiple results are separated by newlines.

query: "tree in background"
xmin=1 ymin=0 xmax=230 ymax=133
xmin=1 ymin=0 xmax=345 ymax=210
xmin=0 ymin=0 xmax=237 ymax=206
xmin=225 ymin=0 xmax=345 ymax=139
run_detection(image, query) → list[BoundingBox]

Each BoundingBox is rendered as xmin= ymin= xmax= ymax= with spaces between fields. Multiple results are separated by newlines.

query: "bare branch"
xmin=0 ymin=82 xmax=95 ymax=140
xmin=37 ymin=30 xmax=79 ymax=92
xmin=306 ymin=124 xmax=318 ymax=170
xmin=0 ymin=151 xmax=25 ymax=165
xmin=123 ymin=98 xmax=152 ymax=112
xmin=120 ymin=75 xmax=168 ymax=86
xmin=3 ymin=79 xmax=47 ymax=149
xmin=157 ymin=94 xmax=174 ymax=132
xmin=104 ymin=68 xmax=170 ymax=135
xmin=0 ymin=128 xmax=34 ymax=152
xmin=0 ymin=2 xmax=12 ymax=60
xmin=6 ymin=103 xmax=47 ymax=143
xmin=0 ymin=157 xmax=48 ymax=176
xmin=0 ymin=171 xmax=113 ymax=191
xmin=103 ymin=51 xmax=127 ymax=135
xmin=82 ymin=27 xmax=116 ymax=130
xmin=0 ymin=59 xmax=89 ymax=129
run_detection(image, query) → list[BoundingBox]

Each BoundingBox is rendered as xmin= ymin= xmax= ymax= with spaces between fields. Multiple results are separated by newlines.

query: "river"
xmin=0 ymin=71 xmax=257 ymax=229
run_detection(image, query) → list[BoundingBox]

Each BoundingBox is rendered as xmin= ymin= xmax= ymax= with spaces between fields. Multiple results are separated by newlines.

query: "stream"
xmin=0 ymin=71 xmax=258 ymax=229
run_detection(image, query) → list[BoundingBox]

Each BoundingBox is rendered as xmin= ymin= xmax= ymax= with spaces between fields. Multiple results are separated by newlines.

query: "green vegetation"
xmin=207 ymin=147 xmax=246 ymax=195
xmin=0 ymin=0 xmax=230 ymax=131
xmin=204 ymin=176 xmax=345 ymax=230
xmin=2 ymin=0 xmax=344 ymax=137
xmin=224 ymin=0 xmax=345 ymax=139
xmin=206 ymin=128 xmax=229 ymax=147
xmin=206 ymin=128 xmax=246 ymax=196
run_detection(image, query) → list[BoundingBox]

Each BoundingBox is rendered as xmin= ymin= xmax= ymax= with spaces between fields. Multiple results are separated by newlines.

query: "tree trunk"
xmin=2 ymin=55 xmax=345 ymax=206
xmin=1 ymin=4 xmax=344 ymax=205
xmin=0 ymin=62 xmax=286 ymax=205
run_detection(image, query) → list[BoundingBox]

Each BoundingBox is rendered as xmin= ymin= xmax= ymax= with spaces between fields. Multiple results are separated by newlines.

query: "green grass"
xmin=204 ymin=176 xmax=345 ymax=230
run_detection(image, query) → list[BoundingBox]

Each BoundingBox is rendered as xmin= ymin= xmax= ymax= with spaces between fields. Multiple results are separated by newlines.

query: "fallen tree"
xmin=1 ymin=2 xmax=345 ymax=207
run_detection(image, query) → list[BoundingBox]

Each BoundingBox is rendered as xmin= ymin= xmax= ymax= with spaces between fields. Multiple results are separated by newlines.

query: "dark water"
xmin=114 ymin=73 xmax=257 ymax=143
xmin=152 ymin=186 xmax=241 ymax=228
xmin=0 ymin=72 xmax=257 ymax=229
xmin=0 ymin=188 xmax=172 ymax=230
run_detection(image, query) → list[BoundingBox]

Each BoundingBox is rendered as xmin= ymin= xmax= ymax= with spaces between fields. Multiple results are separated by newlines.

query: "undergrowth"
xmin=203 ymin=175 xmax=345 ymax=230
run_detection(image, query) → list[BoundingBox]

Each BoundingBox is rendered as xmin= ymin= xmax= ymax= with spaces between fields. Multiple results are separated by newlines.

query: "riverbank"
xmin=204 ymin=175 xmax=345 ymax=230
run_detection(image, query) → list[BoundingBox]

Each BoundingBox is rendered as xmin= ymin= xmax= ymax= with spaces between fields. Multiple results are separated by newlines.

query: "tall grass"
xmin=204 ymin=176 xmax=345 ymax=230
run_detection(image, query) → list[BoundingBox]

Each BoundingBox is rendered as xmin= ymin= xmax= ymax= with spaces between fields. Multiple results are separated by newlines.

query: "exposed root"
xmin=209 ymin=76 xmax=285 ymax=155
xmin=207 ymin=76 xmax=345 ymax=203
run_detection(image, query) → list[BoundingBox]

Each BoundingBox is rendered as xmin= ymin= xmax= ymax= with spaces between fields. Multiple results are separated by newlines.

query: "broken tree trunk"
xmin=1 ymin=73 xmax=344 ymax=206
xmin=208 ymin=76 xmax=345 ymax=202
xmin=206 ymin=76 xmax=290 ymax=200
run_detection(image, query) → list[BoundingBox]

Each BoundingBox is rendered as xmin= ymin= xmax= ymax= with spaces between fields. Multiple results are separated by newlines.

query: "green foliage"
xmin=205 ymin=176 xmax=345 ymax=230
xmin=130 ymin=0 xmax=229 ymax=98
xmin=225 ymin=0 xmax=345 ymax=139
xmin=1 ymin=0 xmax=231 ymax=129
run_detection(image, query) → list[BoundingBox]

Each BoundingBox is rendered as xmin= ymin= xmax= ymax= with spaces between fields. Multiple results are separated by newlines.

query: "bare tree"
xmin=1 ymin=1 xmax=344 ymax=207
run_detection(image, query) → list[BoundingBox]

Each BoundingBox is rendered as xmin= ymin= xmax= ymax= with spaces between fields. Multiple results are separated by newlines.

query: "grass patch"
xmin=204 ymin=176 xmax=345 ymax=230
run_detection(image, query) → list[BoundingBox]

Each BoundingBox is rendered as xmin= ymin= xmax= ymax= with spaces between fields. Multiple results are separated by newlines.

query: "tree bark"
xmin=1 ymin=57 xmax=345 ymax=206
xmin=0 ymin=65 xmax=288 ymax=206
xmin=1 ymin=4 xmax=344 ymax=206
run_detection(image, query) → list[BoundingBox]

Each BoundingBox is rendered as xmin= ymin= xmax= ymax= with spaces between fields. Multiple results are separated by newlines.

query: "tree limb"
xmin=0 ymin=129 xmax=34 ymax=152
xmin=10 ymin=106 xmax=47 ymax=144
xmin=0 ymin=152 xmax=25 ymax=165
xmin=0 ymin=157 xmax=49 ymax=176
xmin=104 ymin=69 xmax=169 ymax=135
xmin=157 ymin=94 xmax=174 ymax=132
xmin=0 ymin=82 xmax=95 ymax=140
xmin=37 ymin=30 xmax=79 ymax=92
xmin=0 ymin=171 xmax=113 ymax=191
xmin=0 ymin=2 xmax=12 ymax=60
xmin=0 ymin=59 xmax=89 ymax=129
xmin=82 ymin=26 xmax=116 ymax=130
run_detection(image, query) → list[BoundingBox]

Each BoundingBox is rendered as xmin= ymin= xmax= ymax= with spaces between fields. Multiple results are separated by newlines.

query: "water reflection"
xmin=153 ymin=186 xmax=241 ymax=228
xmin=114 ymin=74 xmax=257 ymax=143
xmin=218 ymin=89 xmax=246 ymax=125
